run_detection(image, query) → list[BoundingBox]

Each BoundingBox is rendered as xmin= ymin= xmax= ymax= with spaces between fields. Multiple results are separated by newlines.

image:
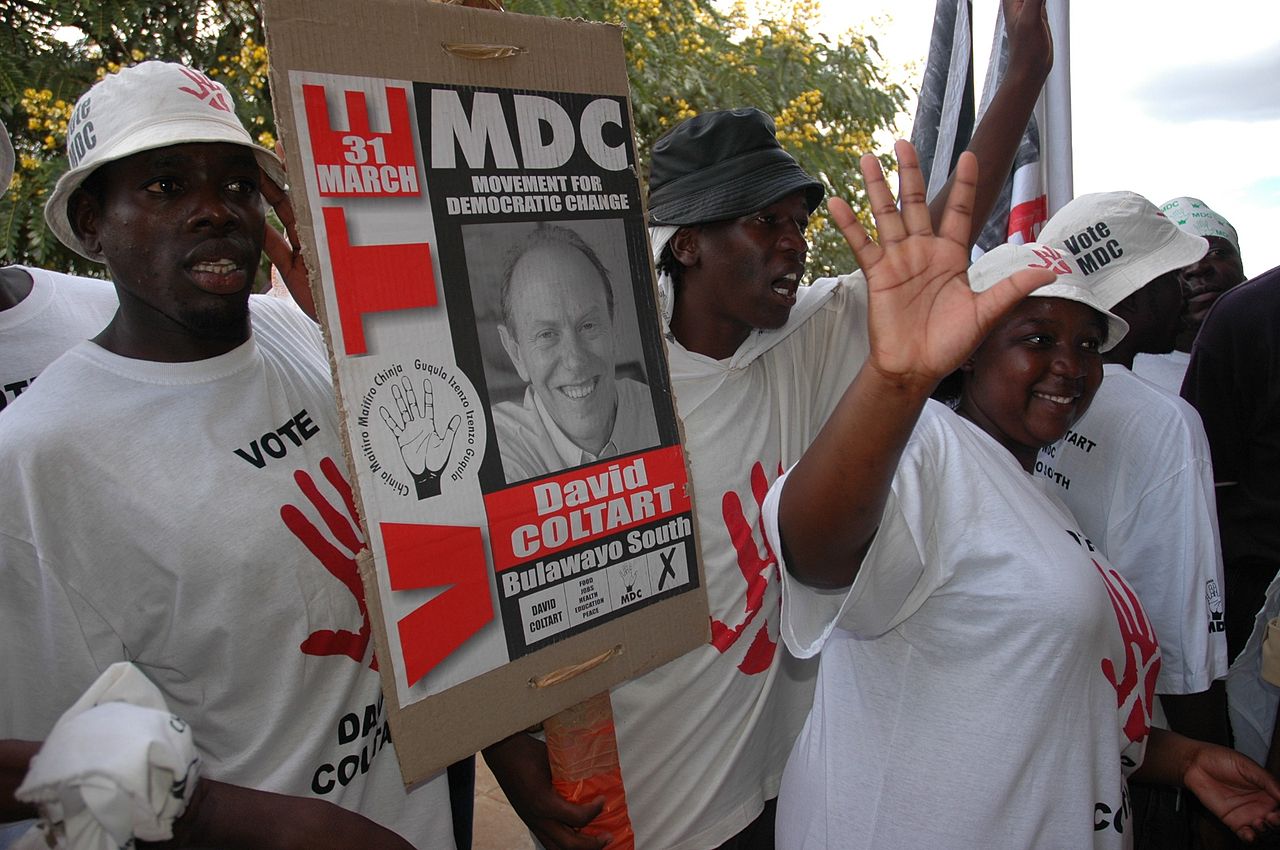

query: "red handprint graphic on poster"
xmin=281 ymin=456 xmax=377 ymax=670
xmin=710 ymin=462 xmax=783 ymax=676
xmin=1095 ymin=561 xmax=1160 ymax=744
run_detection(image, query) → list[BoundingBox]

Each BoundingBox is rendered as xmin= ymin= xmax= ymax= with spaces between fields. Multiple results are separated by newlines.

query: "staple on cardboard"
xmin=441 ymin=43 xmax=525 ymax=60
xmin=530 ymin=645 xmax=624 ymax=689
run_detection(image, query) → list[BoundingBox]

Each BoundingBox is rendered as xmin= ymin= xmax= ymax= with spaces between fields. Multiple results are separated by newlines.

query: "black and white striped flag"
xmin=912 ymin=0 xmax=976 ymax=204
xmin=911 ymin=0 xmax=1073 ymax=258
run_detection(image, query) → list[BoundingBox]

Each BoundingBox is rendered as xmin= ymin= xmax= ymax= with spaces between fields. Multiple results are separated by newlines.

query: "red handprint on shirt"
xmin=710 ymin=461 xmax=784 ymax=675
xmin=1095 ymin=561 xmax=1160 ymax=744
xmin=281 ymin=456 xmax=377 ymax=670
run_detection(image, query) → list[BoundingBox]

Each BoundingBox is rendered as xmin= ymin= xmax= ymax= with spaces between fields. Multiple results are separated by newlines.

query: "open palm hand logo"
xmin=282 ymin=456 xmax=377 ymax=670
xmin=1096 ymin=561 xmax=1160 ymax=744
xmin=710 ymin=462 xmax=783 ymax=675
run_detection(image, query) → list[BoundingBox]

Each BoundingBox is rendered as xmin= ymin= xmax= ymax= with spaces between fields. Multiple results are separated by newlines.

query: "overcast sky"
xmin=814 ymin=1 xmax=1279 ymax=278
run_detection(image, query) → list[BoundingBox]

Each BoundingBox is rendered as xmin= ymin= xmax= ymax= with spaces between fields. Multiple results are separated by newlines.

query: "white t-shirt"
xmin=608 ymin=274 xmax=870 ymax=850
xmin=1132 ymin=350 xmax=1191 ymax=395
xmin=765 ymin=402 xmax=1159 ymax=850
xmin=0 ymin=266 xmax=117 ymax=413
xmin=1036 ymin=364 xmax=1227 ymax=694
xmin=0 ymin=297 xmax=452 ymax=848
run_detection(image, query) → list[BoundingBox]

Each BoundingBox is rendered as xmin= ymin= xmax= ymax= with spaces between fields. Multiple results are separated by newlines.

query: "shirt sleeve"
xmin=250 ymin=293 xmax=327 ymax=357
xmin=1227 ymin=572 xmax=1280 ymax=764
xmin=764 ymin=411 xmax=946 ymax=657
xmin=1107 ymin=446 xmax=1228 ymax=693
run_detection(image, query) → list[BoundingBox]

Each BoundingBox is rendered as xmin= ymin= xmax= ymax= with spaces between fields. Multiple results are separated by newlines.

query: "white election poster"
xmin=288 ymin=72 xmax=700 ymax=699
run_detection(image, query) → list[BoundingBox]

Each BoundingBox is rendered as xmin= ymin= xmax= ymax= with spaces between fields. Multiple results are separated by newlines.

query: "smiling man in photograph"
xmin=493 ymin=223 xmax=659 ymax=481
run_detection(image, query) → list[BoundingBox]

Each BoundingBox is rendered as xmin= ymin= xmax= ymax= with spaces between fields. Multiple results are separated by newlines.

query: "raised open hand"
xmin=1004 ymin=0 xmax=1053 ymax=83
xmin=379 ymin=375 xmax=461 ymax=499
xmin=831 ymin=140 xmax=1054 ymax=392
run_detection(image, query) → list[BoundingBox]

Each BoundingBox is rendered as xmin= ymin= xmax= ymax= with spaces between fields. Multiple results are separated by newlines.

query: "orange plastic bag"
xmin=544 ymin=691 xmax=635 ymax=849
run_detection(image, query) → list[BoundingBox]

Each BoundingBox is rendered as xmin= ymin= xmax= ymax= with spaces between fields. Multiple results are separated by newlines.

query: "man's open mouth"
xmin=192 ymin=259 xmax=239 ymax=273
xmin=772 ymin=272 xmax=799 ymax=299
xmin=188 ymin=257 xmax=249 ymax=293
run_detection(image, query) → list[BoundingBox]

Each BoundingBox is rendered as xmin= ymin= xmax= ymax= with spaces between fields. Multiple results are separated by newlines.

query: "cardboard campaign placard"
xmin=263 ymin=0 xmax=708 ymax=782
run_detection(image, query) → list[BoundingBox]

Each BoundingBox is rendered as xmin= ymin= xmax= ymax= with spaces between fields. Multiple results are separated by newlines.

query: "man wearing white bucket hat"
xmin=0 ymin=120 xmax=118 ymax=415
xmin=1038 ymin=192 xmax=1229 ymax=847
xmin=0 ymin=62 xmax=453 ymax=848
xmin=1036 ymin=191 xmax=1226 ymax=710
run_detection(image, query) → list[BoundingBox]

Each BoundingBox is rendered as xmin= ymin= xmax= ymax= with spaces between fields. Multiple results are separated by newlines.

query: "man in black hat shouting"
xmin=484 ymin=2 xmax=1055 ymax=848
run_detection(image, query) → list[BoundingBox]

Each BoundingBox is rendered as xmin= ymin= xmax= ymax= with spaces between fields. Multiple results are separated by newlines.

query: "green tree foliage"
xmin=0 ymin=0 xmax=271 ymax=275
xmin=2 ymin=0 xmax=905 ymax=279
xmin=507 ymin=0 xmax=907 ymax=277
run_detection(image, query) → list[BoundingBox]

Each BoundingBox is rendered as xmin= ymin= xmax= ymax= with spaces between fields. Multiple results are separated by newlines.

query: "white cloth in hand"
xmin=13 ymin=662 xmax=200 ymax=849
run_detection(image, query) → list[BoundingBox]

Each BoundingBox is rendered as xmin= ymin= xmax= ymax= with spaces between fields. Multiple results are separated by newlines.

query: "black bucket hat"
xmin=647 ymin=107 xmax=825 ymax=227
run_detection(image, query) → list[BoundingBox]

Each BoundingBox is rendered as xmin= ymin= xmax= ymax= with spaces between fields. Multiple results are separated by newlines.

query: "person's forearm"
xmin=0 ymin=740 xmax=40 ymax=821
xmin=481 ymin=731 xmax=608 ymax=850
xmin=6 ymin=760 xmax=415 ymax=850
xmin=1135 ymin=727 xmax=1280 ymax=842
xmin=778 ymin=364 xmax=934 ymax=588
xmin=1132 ymin=727 xmax=1199 ymax=787
xmin=929 ymin=63 xmax=1047 ymax=244
xmin=928 ymin=5 xmax=1052 ymax=244
xmin=153 ymin=779 xmax=416 ymax=850
xmin=1162 ymin=682 xmax=1231 ymax=747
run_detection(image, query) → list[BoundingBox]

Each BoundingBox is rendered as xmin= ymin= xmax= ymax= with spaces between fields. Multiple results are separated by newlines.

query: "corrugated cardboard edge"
xmin=264 ymin=0 xmax=709 ymax=785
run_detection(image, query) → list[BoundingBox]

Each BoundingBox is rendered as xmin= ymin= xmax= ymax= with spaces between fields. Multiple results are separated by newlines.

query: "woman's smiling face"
xmin=958 ymin=296 xmax=1108 ymax=471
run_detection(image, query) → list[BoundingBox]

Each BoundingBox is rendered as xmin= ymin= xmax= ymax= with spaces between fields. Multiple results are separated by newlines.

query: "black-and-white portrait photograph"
xmin=464 ymin=218 xmax=661 ymax=483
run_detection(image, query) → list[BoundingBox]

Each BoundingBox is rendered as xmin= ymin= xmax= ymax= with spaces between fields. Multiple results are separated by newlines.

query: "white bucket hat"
xmin=1 ymin=120 xmax=14 ymax=197
xmin=1038 ymin=191 xmax=1208 ymax=310
xmin=44 ymin=61 xmax=287 ymax=261
xmin=967 ymin=242 xmax=1130 ymax=352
